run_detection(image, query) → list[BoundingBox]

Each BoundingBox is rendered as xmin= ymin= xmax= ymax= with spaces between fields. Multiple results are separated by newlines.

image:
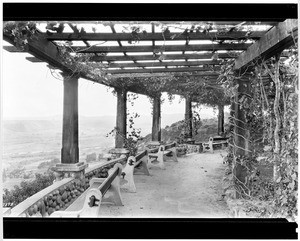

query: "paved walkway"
xmin=68 ymin=150 xmax=231 ymax=218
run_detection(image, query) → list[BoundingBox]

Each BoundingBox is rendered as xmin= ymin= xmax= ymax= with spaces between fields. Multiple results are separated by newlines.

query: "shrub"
xmin=3 ymin=170 xmax=55 ymax=208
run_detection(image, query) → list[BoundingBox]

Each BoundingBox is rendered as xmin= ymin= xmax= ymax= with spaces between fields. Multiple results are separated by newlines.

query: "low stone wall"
xmin=6 ymin=156 xmax=127 ymax=217
xmin=177 ymin=144 xmax=202 ymax=155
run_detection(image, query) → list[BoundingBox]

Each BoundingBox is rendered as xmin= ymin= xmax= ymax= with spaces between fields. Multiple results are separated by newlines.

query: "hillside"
xmin=140 ymin=113 xmax=230 ymax=144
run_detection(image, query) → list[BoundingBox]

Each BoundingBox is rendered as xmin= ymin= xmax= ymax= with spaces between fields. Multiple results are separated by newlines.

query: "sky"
xmin=1 ymin=41 xmax=220 ymax=121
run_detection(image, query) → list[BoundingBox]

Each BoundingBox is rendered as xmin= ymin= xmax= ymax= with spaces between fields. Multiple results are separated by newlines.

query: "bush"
xmin=3 ymin=170 xmax=55 ymax=207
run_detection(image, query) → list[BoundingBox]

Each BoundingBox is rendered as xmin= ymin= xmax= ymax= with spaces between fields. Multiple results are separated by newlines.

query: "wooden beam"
xmin=3 ymin=45 xmax=24 ymax=52
xmin=4 ymin=33 xmax=73 ymax=74
xmin=46 ymin=31 xmax=265 ymax=41
xmin=37 ymin=20 xmax=280 ymax=25
xmin=234 ymin=19 xmax=298 ymax=70
xmin=71 ymin=43 xmax=251 ymax=53
xmin=89 ymin=53 xmax=238 ymax=62
xmin=106 ymin=60 xmax=221 ymax=68
xmin=25 ymin=56 xmax=44 ymax=62
xmin=110 ymin=72 xmax=219 ymax=79
xmin=106 ymin=67 xmax=219 ymax=74
xmin=4 ymin=33 xmax=116 ymax=88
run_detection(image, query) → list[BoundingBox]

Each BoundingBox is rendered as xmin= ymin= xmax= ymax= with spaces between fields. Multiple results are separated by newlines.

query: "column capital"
xmin=60 ymin=72 xmax=80 ymax=80
xmin=149 ymin=92 xmax=161 ymax=99
xmin=114 ymin=87 xmax=128 ymax=94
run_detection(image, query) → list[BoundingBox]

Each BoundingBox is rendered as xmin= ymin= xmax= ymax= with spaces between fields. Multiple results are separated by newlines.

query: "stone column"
xmin=115 ymin=88 xmax=127 ymax=148
xmin=152 ymin=94 xmax=161 ymax=142
xmin=53 ymin=73 xmax=87 ymax=180
xmin=218 ymin=104 xmax=225 ymax=135
xmin=185 ymin=96 xmax=193 ymax=140
xmin=109 ymin=88 xmax=129 ymax=160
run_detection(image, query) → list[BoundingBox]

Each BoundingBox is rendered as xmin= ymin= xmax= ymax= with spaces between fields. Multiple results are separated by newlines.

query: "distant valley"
xmin=2 ymin=111 xmax=225 ymax=190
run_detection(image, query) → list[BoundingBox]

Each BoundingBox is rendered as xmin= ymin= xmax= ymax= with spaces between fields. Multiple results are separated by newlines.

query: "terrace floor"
xmin=67 ymin=150 xmax=231 ymax=218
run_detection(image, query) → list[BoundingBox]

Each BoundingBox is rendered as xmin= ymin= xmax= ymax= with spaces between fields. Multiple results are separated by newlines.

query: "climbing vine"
xmin=218 ymin=44 xmax=298 ymax=221
xmin=106 ymin=92 xmax=142 ymax=156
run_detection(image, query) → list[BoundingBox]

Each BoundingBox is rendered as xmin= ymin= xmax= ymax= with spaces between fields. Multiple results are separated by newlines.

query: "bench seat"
xmin=50 ymin=163 xmax=123 ymax=218
xmin=202 ymin=136 xmax=229 ymax=153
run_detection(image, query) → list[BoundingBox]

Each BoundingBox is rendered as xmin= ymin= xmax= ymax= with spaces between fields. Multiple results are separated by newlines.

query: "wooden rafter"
xmin=45 ymin=31 xmax=266 ymax=41
xmin=88 ymin=53 xmax=239 ymax=62
xmin=70 ymin=43 xmax=251 ymax=53
xmin=3 ymin=33 xmax=116 ymax=88
xmin=105 ymin=67 xmax=219 ymax=74
xmin=34 ymin=21 xmax=280 ymax=25
xmin=234 ymin=19 xmax=298 ymax=70
xmin=106 ymin=60 xmax=221 ymax=68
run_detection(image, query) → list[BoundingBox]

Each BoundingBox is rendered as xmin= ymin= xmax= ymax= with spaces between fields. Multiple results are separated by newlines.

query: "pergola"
xmin=3 ymin=19 xmax=297 ymax=177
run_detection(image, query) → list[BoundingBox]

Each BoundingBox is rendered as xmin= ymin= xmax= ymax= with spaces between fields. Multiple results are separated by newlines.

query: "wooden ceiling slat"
xmin=105 ymin=67 xmax=219 ymax=74
xmin=88 ymin=53 xmax=238 ymax=61
xmin=46 ymin=31 xmax=265 ymax=41
xmin=43 ymin=21 xmax=279 ymax=25
xmin=71 ymin=43 xmax=251 ymax=53
xmin=106 ymin=60 xmax=221 ymax=68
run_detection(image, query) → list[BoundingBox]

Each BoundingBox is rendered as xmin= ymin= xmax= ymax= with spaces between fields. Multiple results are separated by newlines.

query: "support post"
xmin=61 ymin=73 xmax=79 ymax=164
xmin=152 ymin=94 xmax=161 ymax=142
xmin=233 ymin=78 xmax=251 ymax=184
xmin=218 ymin=104 xmax=225 ymax=136
xmin=185 ymin=96 xmax=193 ymax=140
xmin=53 ymin=73 xmax=87 ymax=180
xmin=115 ymin=88 xmax=127 ymax=148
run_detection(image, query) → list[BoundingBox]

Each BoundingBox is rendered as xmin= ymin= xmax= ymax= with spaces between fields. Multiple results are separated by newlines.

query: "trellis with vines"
xmin=3 ymin=21 xmax=297 ymax=220
xmin=218 ymin=43 xmax=298 ymax=220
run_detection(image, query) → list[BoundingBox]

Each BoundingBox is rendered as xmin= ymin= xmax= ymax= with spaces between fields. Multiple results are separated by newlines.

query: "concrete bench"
xmin=202 ymin=136 xmax=229 ymax=153
xmin=147 ymin=142 xmax=178 ymax=170
xmin=120 ymin=150 xmax=150 ymax=193
xmin=50 ymin=163 xmax=123 ymax=218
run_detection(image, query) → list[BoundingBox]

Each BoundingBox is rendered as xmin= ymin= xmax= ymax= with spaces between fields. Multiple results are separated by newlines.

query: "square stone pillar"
xmin=115 ymin=88 xmax=127 ymax=148
xmin=185 ymin=96 xmax=193 ymax=139
xmin=152 ymin=94 xmax=161 ymax=142
xmin=53 ymin=72 xmax=87 ymax=180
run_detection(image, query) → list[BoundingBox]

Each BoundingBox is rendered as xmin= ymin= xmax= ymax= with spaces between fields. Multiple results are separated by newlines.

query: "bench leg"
xmin=50 ymin=188 xmax=103 ymax=218
xmin=170 ymin=147 xmax=178 ymax=162
xmin=134 ymin=157 xmax=150 ymax=176
xmin=148 ymin=153 xmax=165 ymax=170
xmin=121 ymin=156 xmax=136 ymax=193
xmin=140 ymin=158 xmax=150 ymax=175
xmin=209 ymin=142 xmax=214 ymax=153
xmin=158 ymin=153 xmax=166 ymax=169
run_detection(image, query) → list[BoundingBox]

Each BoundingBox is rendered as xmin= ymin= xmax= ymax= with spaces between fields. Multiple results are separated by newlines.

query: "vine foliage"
xmin=218 ymin=44 xmax=298 ymax=221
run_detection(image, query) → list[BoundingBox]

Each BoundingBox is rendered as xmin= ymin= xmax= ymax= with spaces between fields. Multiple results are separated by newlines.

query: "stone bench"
xmin=202 ymin=136 xmax=229 ymax=153
xmin=50 ymin=163 xmax=123 ymax=218
xmin=120 ymin=150 xmax=150 ymax=193
xmin=147 ymin=142 xmax=178 ymax=170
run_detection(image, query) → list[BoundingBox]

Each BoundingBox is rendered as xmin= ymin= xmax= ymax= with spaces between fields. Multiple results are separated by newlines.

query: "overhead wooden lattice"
xmin=3 ymin=20 xmax=298 ymax=96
